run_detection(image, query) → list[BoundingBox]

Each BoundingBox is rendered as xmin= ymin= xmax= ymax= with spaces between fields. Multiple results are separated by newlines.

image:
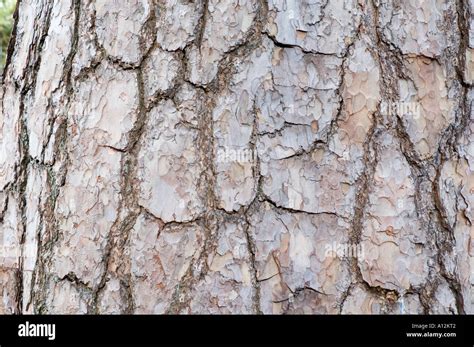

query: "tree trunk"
xmin=0 ymin=0 xmax=472 ymax=314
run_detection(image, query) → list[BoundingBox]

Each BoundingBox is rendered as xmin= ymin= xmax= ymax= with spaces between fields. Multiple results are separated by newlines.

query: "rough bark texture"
xmin=0 ymin=0 xmax=473 ymax=314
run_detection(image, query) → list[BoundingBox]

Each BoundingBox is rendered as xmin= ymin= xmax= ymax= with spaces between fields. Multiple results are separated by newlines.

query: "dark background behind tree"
xmin=0 ymin=0 xmax=15 ymax=67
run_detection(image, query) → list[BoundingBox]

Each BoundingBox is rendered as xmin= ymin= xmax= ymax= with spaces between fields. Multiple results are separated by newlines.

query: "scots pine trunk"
xmin=0 ymin=0 xmax=473 ymax=314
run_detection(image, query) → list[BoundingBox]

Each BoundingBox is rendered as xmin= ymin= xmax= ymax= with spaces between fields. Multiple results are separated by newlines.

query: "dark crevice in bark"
xmin=14 ymin=0 xmax=55 ymax=314
xmin=339 ymin=1 xmax=384 ymax=312
xmin=164 ymin=0 xmax=273 ymax=314
xmin=92 ymin=66 xmax=150 ymax=314
xmin=369 ymin=0 xmax=469 ymax=314
xmin=32 ymin=0 xmax=81 ymax=314
xmin=194 ymin=0 xmax=209 ymax=52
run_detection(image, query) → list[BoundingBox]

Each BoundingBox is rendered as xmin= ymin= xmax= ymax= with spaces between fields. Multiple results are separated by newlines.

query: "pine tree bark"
xmin=0 ymin=0 xmax=472 ymax=314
